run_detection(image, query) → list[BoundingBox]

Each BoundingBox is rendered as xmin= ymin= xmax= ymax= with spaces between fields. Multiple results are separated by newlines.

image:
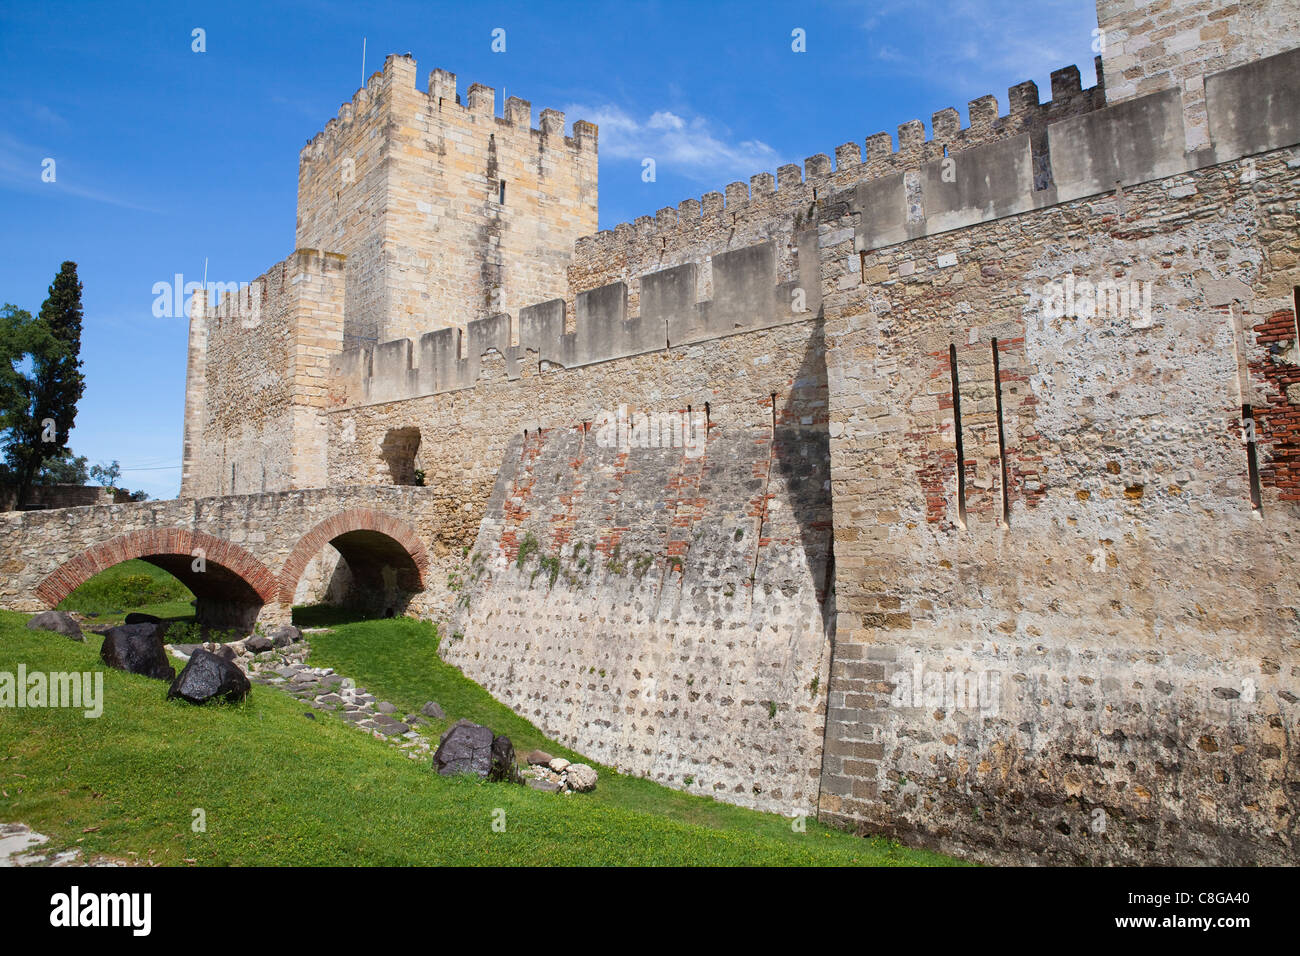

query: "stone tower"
xmin=295 ymin=53 xmax=599 ymax=347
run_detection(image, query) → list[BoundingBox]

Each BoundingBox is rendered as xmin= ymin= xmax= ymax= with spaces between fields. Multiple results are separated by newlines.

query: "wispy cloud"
xmin=4 ymin=99 xmax=69 ymax=128
xmin=563 ymin=102 xmax=783 ymax=183
xmin=853 ymin=0 xmax=1098 ymax=99
xmin=0 ymin=131 xmax=163 ymax=213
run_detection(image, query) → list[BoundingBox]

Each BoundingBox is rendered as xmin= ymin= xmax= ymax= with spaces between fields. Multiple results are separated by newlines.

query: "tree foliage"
xmin=38 ymin=452 xmax=89 ymax=484
xmin=0 ymin=262 xmax=86 ymax=505
xmin=90 ymin=459 xmax=121 ymax=488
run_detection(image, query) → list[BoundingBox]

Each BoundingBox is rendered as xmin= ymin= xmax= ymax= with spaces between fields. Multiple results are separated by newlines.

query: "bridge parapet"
xmin=0 ymin=486 xmax=444 ymax=631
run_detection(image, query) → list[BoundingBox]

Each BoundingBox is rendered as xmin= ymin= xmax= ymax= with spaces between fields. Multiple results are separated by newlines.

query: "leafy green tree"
xmin=0 ymin=262 xmax=86 ymax=506
xmin=90 ymin=459 xmax=121 ymax=488
xmin=38 ymin=452 xmax=89 ymax=484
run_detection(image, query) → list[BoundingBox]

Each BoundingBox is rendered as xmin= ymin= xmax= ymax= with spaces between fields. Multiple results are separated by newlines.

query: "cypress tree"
xmin=5 ymin=261 xmax=86 ymax=505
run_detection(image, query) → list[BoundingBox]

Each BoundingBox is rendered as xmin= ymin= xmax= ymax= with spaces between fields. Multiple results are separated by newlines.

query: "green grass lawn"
xmin=0 ymin=608 xmax=961 ymax=866
xmin=57 ymin=558 xmax=196 ymax=623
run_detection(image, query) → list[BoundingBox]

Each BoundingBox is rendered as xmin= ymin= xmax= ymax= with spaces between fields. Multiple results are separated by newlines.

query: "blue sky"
xmin=0 ymin=0 xmax=1099 ymax=499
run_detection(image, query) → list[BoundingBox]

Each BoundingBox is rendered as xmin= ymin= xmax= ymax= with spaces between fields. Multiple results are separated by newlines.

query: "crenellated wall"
xmin=565 ymin=60 xmax=1107 ymax=314
xmin=326 ymin=53 xmax=1118 ymax=413
xmin=328 ymin=238 xmax=820 ymax=407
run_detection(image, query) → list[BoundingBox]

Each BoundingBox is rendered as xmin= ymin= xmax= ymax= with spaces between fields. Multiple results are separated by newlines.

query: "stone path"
xmin=173 ymin=630 xmax=438 ymax=763
xmin=0 ymin=823 xmax=124 ymax=867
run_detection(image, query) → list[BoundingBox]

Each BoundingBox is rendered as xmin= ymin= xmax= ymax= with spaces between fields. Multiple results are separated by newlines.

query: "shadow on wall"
xmin=774 ymin=309 xmax=835 ymax=633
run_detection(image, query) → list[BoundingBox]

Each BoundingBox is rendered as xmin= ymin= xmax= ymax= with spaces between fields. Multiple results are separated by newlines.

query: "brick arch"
xmin=34 ymin=527 xmax=279 ymax=608
xmin=278 ymin=508 xmax=430 ymax=604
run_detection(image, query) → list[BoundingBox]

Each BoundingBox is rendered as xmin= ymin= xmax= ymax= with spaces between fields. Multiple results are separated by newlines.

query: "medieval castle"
xmin=2 ymin=0 xmax=1298 ymax=865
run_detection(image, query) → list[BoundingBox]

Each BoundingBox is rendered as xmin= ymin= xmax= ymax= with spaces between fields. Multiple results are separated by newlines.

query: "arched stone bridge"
xmin=0 ymin=487 xmax=443 ymax=631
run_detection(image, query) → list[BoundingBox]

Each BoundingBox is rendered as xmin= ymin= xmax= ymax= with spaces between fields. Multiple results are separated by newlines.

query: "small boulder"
xmin=548 ymin=757 xmax=571 ymax=773
xmin=525 ymin=750 xmax=553 ymax=766
xmin=433 ymin=719 xmax=495 ymax=777
xmin=421 ymin=700 xmax=445 ymax=719
xmin=527 ymin=778 xmax=562 ymax=793
xmin=376 ymin=701 xmax=397 ymax=714
xmin=26 ymin=610 xmax=84 ymax=642
xmin=565 ymin=764 xmax=598 ymax=793
xmin=124 ymin=612 xmax=161 ymax=626
xmin=489 ymin=735 xmax=520 ymax=784
xmin=269 ymin=625 xmax=301 ymax=648
xmin=168 ymin=649 xmax=251 ymax=704
xmin=244 ymin=634 xmax=273 ymax=653
xmin=100 ymin=623 xmax=175 ymax=682
xmin=214 ymin=644 xmax=239 ymax=664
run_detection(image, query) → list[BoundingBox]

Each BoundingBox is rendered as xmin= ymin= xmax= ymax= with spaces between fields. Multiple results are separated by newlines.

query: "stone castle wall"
xmin=327 ymin=54 xmax=1110 ymax=411
xmin=1097 ymin=0 xmax=1300 ymax=149
xmin=441 ymin=389 xmax=832 ymax=815
xmin=815 ymin=47 xmax=1300 ymax=864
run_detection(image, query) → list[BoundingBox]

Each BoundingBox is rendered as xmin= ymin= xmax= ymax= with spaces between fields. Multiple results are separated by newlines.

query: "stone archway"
xmin=34 ymin=528 xmax=279 ymax=632
xmin=279 ymin=508 xmax=429 ymax=616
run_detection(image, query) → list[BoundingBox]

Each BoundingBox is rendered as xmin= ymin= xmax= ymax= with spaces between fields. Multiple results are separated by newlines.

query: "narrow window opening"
xmin=812 ymin=186 xmax=818 ymax=201
xmin=949 ymin=344 xmax=967 ymax=529
xmin=380 ymin=427 xmax=422 ymax=485
xmin=1244 ymin=404 xmax=1263 ymax=512
xmin=498 ymin=179 xmax=506 ymax=204
xmin=991 ymin=338 xmax=1010 ymax=527
xmin=231 ymin=463 xmax=236 ymax=492
xmin=859 ymin=250 xmax=867 ymax=283
xmin=704 ymin=401 xmax=711 ymax=428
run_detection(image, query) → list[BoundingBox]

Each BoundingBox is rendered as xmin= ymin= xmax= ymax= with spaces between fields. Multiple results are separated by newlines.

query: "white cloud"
xmin=564 ymin=102 xmax=782 ymax=182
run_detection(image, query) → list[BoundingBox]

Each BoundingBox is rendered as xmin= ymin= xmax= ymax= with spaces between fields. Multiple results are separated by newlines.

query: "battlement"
xmin=328 ymin=44 xmax=1300 ymax=413
xmin=330 ymin=238 xmax=814 ymax=406
xmin=853 ymin=45 xmax=1300 ymax=251
xmin=572 ymin=58 xmax=1105 ymax=265
xmin=299 ymin=53 xmax=596 ymax=168
xmin=188 ymin=247 xmax=346 ymax=326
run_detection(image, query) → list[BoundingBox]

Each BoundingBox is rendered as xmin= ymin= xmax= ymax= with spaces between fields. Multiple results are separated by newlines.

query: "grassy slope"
xmin=305 ymin=615 xmax=916 ymax=844
xmin=0 ymin=610 xmax=961 ymax=866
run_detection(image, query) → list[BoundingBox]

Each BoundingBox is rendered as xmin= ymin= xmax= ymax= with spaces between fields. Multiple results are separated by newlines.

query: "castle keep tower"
xmin=180 ymin=54 xmax=598 ymax=498
xmin=296 ymin=54 xmax=598 ymax=347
